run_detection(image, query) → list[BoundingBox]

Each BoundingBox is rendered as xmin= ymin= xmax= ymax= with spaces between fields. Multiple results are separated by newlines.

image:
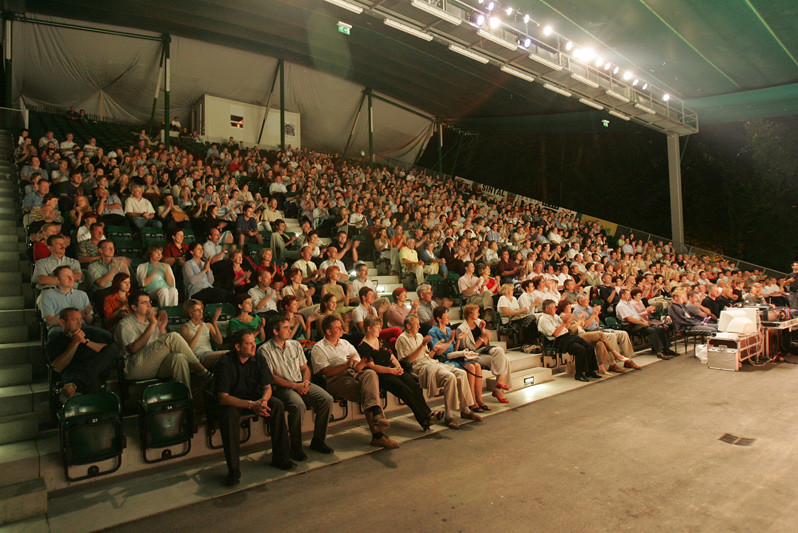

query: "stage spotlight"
xmin=517 ymin=36 xmax=532 ymax=49
xmin=505 ymin=6 xmax=513 ymax=16
xmin=486 ymin=1 xmax=495 ymax=11
xmin=612 ymin=66 xmax=619 ymax=75
xmin=543 ymin=25 xmax=553 ymax=36
xmin=632 ymin=78 xmax=639 ymax=86
xmin=595 ymin=57 xmax=604 ymax=67
xmin=623 ymin=70 xmax=633 ymax=80
xmin=603 ymin=62 xmax=612 ymax=70
xmin=565 ymin=41 xmax=574 ymax=51
xmin=523 ymin=14 xmax=530 ymax=24
xmin=469 ymin=12 xmax=486 ymax=26
xmin=489 ymin=15 xmax=501 ymax=28
xmin=641 ymin=83 xmax=648 ymax=90
xmin=582 ymin=47 xmax=595 ymax=61
xmin=572 ymin=48 xmax=583 ymax=59
xmin=663 ymin=93 xmax=671 ymax=101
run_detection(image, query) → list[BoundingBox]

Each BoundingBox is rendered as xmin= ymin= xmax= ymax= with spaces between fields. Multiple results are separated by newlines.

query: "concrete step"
xmin=0 ymin=309 xmax=38 ymax=329
xmin=0 ymin=342 xmax=41 ymax=367
xmin=0 ymin=440 xmax=41 ymax=487
xmin=371 ymin=275 xmax=401 ymax=284
xmin=501 ymin=366 xmax=554 ymax=390
xmin=0 ymin=271 xmax=22 ymax=283
xmin=0 ymin=325 xmax=30 ymax=343
xmin=0 ymin=385 xmax=34 ymax=417
xmin=0 ymin=363 xmax=33 ymax=387
xmin=0 ymin=478 xmax=47 ymax=527
xmin=505 ymin=350 xmax=544 ymax=372
xmin=0 ymin=413 xmax=39 ymax=445
xmin=0 ymin=296 xmax=25 ymax=310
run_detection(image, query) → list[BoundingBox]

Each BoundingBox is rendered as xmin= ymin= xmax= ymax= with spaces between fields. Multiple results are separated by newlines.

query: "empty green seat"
xmin=138 ymin=382 xmax=195 ymax=464
xmin=106 ymin=225 xmax=133 ymax=239
xmin=58 ymin=391 xmax=126 ymax=482
xmin=204 ymin=302 xmax=235 ymax=321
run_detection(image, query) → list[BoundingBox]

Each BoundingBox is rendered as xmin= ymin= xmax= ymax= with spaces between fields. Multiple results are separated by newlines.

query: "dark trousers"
xmin=554 ymin=334 xmax=599 ymax=376
xmin=218 ymin=397 xmax=289 ymax=473
xmin=63 ymin=344 xmax=119 ymax=394
xmin=273 ymin=384 xmax=333 ymax=452
xmin=378 ymin=372 xmax=432 ymax=429
xmin=193 ymin=286 xmax=235 ymax=304
xmin=631 ymin=325 xmax=671 ymax=353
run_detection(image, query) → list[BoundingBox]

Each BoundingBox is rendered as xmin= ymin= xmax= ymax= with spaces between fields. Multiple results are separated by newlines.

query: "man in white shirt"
xmin=259 ymin=316 xmax=334 ymax=459
xmin=124 ymin=185 xmax=162 ymax=230
xmin=292 ymin=246 xmax=325 ymax=286
xmin=616 ymin=289 xmax=675 ymax=358
xmin=32 ymin=234 xmax=83 ymax=290
xmin=249 ymin=270 xmax=278 ymax=314
xmin=319 ymin=246 xmax=346 ymax=273
xmin=458 ymin=261 xmax=494 ymax=315
xmin=350 ymin=263 xmax=376 ymax=295
xmin=310 ymin=314 xmax=398 ymax=449
xmin=537 ymin=299 xmax=600 ymax=382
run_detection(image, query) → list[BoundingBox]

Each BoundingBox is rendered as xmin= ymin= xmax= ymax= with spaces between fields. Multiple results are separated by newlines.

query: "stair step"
xmin=506 ymin=351 xmax=544 ymax=372
xmin=371 ymin=275 xmax=401 ymax=284
xmin=0 ymin=385 xmax=34 ymax=417
xmin=0 ymin=270 xmax=22 ymax=283
xmin=0 ymin=309 xmax=37 ymax=328
xmin=0 ymin=440 xmax=41 ymax=487
xmin=0 ymin=342 xmax=41 ymax=367
xmin=0 ymin=363 xmax=33 ymax=387
xmin=0 ymin=413 xmax=39 ymax=445
xmin=0 ymin=478 xmax=47 ymax=527
xmin=0 ymin=296 xmax=25 ymax=310
xmin=0 ymin=325 xmax=30 ymax=343
xmin=507 ymin=366 xmax=553 ymax=390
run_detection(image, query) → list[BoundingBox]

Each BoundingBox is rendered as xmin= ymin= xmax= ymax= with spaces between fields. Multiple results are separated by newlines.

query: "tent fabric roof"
xmin=23 ymin=0 xmax=798 ymax=130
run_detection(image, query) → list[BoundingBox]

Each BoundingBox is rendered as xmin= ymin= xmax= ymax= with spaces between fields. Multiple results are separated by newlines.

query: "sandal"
xmin=477 ymin=403 xmax=491 ymax=412
xmin=470 ymin=405 xmax=485 ymax=413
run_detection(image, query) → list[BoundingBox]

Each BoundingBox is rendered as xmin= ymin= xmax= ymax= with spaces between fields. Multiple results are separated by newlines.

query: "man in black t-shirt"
xmin=214 ymin=329 xmax=292 ymax=487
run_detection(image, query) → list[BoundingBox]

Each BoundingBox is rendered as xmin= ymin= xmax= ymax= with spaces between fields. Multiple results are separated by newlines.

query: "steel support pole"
xmin=279 ymin=59 xmax=285 ymax=151
xmin=257 ymin=61 xmax=282 ymax=145
xmin=667 ymin=133 xmax=685 ymax=252
xmin=162 ymin=34 xmax=171 ymax=147
xmin=437 ymin=121 xmax=444 ymax=174
xmin=4 ymin=16 xmax=12 ymax=110
xmin=149 ymin=46 xmax=164 ymax=128
xmin=342 ymin=91 xmax=366 ymax=157
xmin=367 ymin=88 xmax=374 ymax=163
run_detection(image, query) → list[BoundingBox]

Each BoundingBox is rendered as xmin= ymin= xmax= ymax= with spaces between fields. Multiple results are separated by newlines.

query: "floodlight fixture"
xmin=603 ymin=62 xmax=612 ymax=71
xmin=486 ymin=1 xmax=495 ymax=11
xmin=448 ymin=44 xmax=490 ymax=63
xmin=411 ymin=0 xmax=462 ymax=25
xmin=623 ymin=70 xmax=633 ymax=80
xmin=641 ymin=83 xmax=648 ymax=90
xmin=543 ymin=83 xmax=572 ymax=97
xmin=505 ymin=6 xmax=513 ymax=16
xmin=523 ymin=14 xmax=530 ymax=24
xmin=469 ymin=12 xmax=486 ymax=26
xmin=517 ymin=36 xmax=532 ymax=49
xmin=578 ymin=98 xmax=604 ymax=110
xmin=383 ymin=18 xmax=434 ymax=41
xmin=608 ymin=109 xmax=631 ymax=121
xmin=528 ymin=53 xmax=563 ymax=71
xmin=663 ymin=93 xmax=671 ymax=102
xmin=632 ymin=79 xmax=639 ymax=86
xmin=488 ymin=16 xmax=501 ymax=29
xmin=595 ymin=57 xmax=604 ymax=68
xmin=571 ymin=73 xmax=599 ymax=89
xmin=634 ymin=103 xmax=656 ymax=114
xmin=612 ymin=66 xmax=620 ymax=75
xmin=582 ymin=48 xmax=595 ymax=61
xmin=477 ymin=28 xmax=518 ymax=50
xmin=501 ymin=65 xmax=535 ymax=82
xmin=606 ymin=89 xmax=630 ymax=103
xmin=565 ymin=41 xmax=574 ymax=51
xmin=543 ymin=25 xmax=553 ymax=36
xmin=572 ymin=48 xmax=583 ymax=59
xmin=323 ymin=0 xmax=363 ymax=14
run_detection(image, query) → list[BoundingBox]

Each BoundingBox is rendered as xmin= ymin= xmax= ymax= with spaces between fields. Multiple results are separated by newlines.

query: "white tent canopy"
xmin=10 ymin=15 xmax=434 ymax=162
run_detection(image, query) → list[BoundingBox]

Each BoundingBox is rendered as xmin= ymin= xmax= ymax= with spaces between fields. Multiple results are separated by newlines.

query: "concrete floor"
xmin=107 ymin=356 xmax=798 ymax=533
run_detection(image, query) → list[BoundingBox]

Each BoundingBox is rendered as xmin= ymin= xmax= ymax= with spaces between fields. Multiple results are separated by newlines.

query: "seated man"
xmin=415 ymin=283 xmax=439 ymax=334
xmin=32 ymin=234 xmax=83 ymax=291
xmin=350 ymin=263 xmax=375 ymax=296
xmin=124 ymin=184 xmax=162 ymax=230
xmin=396 ymin=314 xmax=476 ymax=429
xmin=668 ymin=291 xmax=717 ymax=336
xmin=399 ymin=237 xmax=435 ymax=287
xmin=458 ymin=261 xmax=495 ymax=318
xmin=616 ymin=289 xmax=676 ymax=359
xmin=573 ymin=293 xmax=639 ymax=368
xmin=701 ymin=285 xmax=725 ymax=320
xmin=292 ymin=245 xmax=325 ymax=287
xmin=40 ymin=266 xmax=111 ymax=342
xmin=115 ymin=292 xmax=212 ymax=391
xmin=77 ymin=222 xmax=105 ymax=265
xmin=310 ymin=313 xmax=399 ymax=449
xmin=215 ymin=329 xmax=293 ymax=487
xmin=203 ymin=227 xmax=232 ymax=266
xmin=537 ymin=299 xmax=601 ymax=382
xmin=45 ymin=307 xmax=119 ymax=402
xmin=87 ymin=239 xmax=132 ymax=307
xmin=259 ymin=316 xmax=334 ymax=460
xmin=318 ymin=245 xmax=346 ymax=273
xmin=22 ymin=178 xmax=49 ymax=213
xmin=418 ymin=240 xmax=447 ymax=277
xmin=249 ymin=270 xmax=279 ymax=316
xmin=235 ymin=203 xmax=263 ymax=249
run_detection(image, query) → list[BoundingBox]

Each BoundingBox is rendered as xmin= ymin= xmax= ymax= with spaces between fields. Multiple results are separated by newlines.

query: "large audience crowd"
xmin=15 ymin=116 xmax=798 ymax=486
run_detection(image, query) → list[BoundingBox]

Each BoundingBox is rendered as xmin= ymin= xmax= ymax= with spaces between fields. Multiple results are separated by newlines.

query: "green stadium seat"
xmin=138 ymin=382 xmax=195 ymax=464
xmin=161 ymin=305 xmax=187 ymax=325
xmin=204 ymin=302 xmax=235 ymax=321
xmin=106 ymin=225 xmax=133 ymax=239
xmin=58 ymin=391 xmax=126 ymax=482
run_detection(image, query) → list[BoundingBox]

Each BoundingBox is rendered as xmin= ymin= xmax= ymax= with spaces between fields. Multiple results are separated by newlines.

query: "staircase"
xmin=0 ymin=129 xmax=49 ymax=528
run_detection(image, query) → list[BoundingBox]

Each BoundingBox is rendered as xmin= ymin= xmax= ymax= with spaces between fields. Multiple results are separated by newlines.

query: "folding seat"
xmin=138 ymin=382 xmax=195 ymax=463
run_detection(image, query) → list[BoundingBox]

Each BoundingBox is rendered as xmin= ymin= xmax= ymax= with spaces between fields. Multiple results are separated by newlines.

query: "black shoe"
xmin=575 ymin=374 xmax=589 ymax=382
xmin=224 ymin=468 xmax=241 ymax=487
xmin=665 ymin=348 xmax=678 ymax=356
xmin=271 ymin=458 xmax=297 ymax=471
xmin=657 ymin=352 xmax=672 ymax=360
xmin=309 ymin=439 xmax=334 ymax=454
xmin=290 ymin=448 xmax=308 ymax=462
xmin=586 ymin=371 xmax=601 ymax=378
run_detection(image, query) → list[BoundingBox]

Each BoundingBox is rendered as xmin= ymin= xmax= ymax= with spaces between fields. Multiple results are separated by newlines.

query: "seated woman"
xmin=428 ymin=306 xmax=488 ymax=413
xmin=320 ymin=266 xmax=355 ymax=315
xmin=385 ymin=288 xmax=419 ymax=329
xmin=228 ymin=293 xmax=267 ymax=344
xmin=358 ymin=316 xmax=443 ymax=431
xmin=281 ymin=267 xmax=320 ymax=320
xmin=229 ymin=249 xmax=255 ymax=293
xmin=557 ymin=301 xmax=627 ymax=374
xmin=352 ymin=287 xmax=402 ymax=350
xmin=183 ymin=241 xmax=234 ymax=304
xmin=317 ymin=293 xmax=353 ymax=341
xmin=162 ymin=228 xmax=189 ymax=268
xmin=278 ymin=295 xmax=314 ymax=342
xmin=157 ymin=194 xmax=190 ymax=235
xmin=456 ymin=304 xmax=511 ymax=404
xmin=256 ymin=247 xmax=286 ymax=291
xmin=497 ymin=283 xmax=537 ymax=347
xmin=102 ymin=272 xmax=131 ymax=331
xmin=180 ymin=299 xmax=227 ymax=368
xmin=136 ymin=246 xmax=179 ymax=307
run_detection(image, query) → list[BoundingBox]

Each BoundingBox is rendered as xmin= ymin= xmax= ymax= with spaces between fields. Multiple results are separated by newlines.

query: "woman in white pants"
xmin=137 ymin=246 xmax=179 ymax=307
xmin=457 ymin=304 xmax=511 ymax=403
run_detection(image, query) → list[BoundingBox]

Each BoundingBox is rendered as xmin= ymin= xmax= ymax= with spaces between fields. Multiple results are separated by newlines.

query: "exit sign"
xmin=337 ymin=21 xmax=352 ymax=35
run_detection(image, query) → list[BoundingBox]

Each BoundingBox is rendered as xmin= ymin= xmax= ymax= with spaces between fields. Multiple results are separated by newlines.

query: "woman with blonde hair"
xmin=320 ymin=265 xmax=355 ymax=315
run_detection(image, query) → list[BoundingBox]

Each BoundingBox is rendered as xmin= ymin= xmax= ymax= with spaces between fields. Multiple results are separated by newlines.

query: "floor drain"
xmin=718 ymin=433 xmax=756 ymax=446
